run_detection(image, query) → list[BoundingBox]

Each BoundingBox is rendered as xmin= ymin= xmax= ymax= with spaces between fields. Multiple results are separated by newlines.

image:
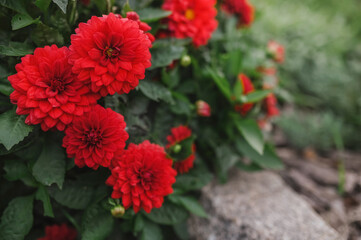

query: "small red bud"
xmin=196 ymin=100 xmax=211 ymax=117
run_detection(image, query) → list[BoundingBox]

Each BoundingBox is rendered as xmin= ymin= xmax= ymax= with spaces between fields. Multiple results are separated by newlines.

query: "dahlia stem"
xmin=68 ymin=0 xmax=77 ymax=26
xmin=106 ymin=0 xmax=112 ymax=13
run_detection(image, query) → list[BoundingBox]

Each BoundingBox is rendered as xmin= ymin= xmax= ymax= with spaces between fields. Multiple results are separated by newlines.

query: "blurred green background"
xmin=252 ymin=0 xmax=361 ymax=151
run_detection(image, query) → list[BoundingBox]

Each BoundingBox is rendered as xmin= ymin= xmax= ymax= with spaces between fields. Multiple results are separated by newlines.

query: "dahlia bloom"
xmin=162 ymin=0 xmax=218 ymax=47
xmin=69 ymin=13 xmax=152 ymax=97
xmin=268 ymin=41 xmax=285 ymax=63
xmin=166 ymin=125 xmax=196 ymax=174
xmin=37 ymin=224 xmax=77 ymax=240
xmin=196 ymin=100 xmax=211 ymax=117
xmin=62 ymin=105 xmax=128 ymax=170
xmin=222 ymin=0 xmax=255 ymax=27
xmin=106 ymin=141 xmax=177 ymax=213
xmin=8 ymin=45 xmax=98 ymax=131
xmin=264 ymin=93 xmax=280 ymax=117
xmin=234 ymin=74 xmax=255 ymax=116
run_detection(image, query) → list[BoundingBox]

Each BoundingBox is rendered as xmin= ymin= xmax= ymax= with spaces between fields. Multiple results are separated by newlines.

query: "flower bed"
xmin=0 ymin=0 xmax=285 ymax=239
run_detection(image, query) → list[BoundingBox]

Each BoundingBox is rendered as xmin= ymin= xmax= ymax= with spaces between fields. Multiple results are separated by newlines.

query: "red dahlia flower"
xmin=62 ymin=105 xmax=128 ymax=170
xmin=69 ymin=13 xmax=152 ymax=97
xmin=234 ymin=74 xmax=255 ymax=116
xmin=222 ymin=0 xmax=255 ymax=27
xmin=264 ymin=93 xmax=280 ymax=117
xmin=106 ymin=141 xmax=177 ymax=213
xmin=268 ymin=41 xmax=285 ymax=63
xmin=8 ymin=45 xmax=98 ymax=131
xmin=162 ymin=0 xmax=218 ymax=47
xmin=38 ymin=224 xmax=77 ymax=240
xmin=166 ymin=125 xmax=196 ymax=174
xmin=196 ymin=100 xmax=211 ymax=117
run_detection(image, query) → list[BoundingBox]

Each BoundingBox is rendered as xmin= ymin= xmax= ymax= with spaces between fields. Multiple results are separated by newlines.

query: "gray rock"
xmin=188 ymin=170 xmax=341 ymax=240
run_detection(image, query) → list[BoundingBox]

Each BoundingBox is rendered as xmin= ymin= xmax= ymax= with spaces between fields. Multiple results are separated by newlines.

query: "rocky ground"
xmin=277 ymin=147 xmax=361 ymax=240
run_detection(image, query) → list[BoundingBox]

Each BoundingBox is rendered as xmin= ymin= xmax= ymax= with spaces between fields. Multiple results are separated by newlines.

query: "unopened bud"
xmin=195 ymin=100 xmax=211 ymax=117
xmin=180 ymin=55 xmax=191 ymax=67
xmin=173 ymin=144 xmax=182 ymax=153
xmin=111 ymin=205 xmax=125 ymax=218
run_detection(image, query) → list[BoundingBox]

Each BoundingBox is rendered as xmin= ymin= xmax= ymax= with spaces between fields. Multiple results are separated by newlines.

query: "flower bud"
xmin=196 ymin=100 xmax=211 ymax=117
xmin=111 ymin=205 xmax=125 ymax=218
xmin=180 ymin=55 xmax=191 ymax=67
xmin=172 ymin=144 xmax=182 ymax=153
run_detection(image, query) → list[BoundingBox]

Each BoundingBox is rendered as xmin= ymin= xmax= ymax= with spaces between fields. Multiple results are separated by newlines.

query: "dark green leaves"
xmin=169 ymin=195 xmax=208 ymax=218
xmin=168 ymin=136 xmax=195 ymax=161
xmin=48 ymin=180 xmax=94 ymax=210
xmin=207 ymin=67 xmax=232 ymax=100
xmin=52 ymin=0 xmax=68 ymax=13
xmin=32 ymin=141 xmax=66 ymax=189
xmin=0 ymin=196 xmax=34 ymax=240
xmin=236 ymin=138 xmax=284 ymax=170
xmin=0 ymin=0 xmax=27 ymax=14
xmin=0 ymin=109 xmax=33 ymax=150
xmin=138 ymin=80 xmax=174 ymax=104
xmin=11 ymin=14 xmax=40 ymax=30
xmin=35 ymin=186 xmax=54 ymax=217
xmin=81 ymin=204 xmax=114 ymax=240
xmin=137 ymin=8 xmax=172 ymax=22
xmin=0 ymin=42 xmax=33 ymax=57
xmin=140 ymin=219 xmax=163 ymax=240
xmin=3 ymin=159 xmax=36 ymax=187
xmin=145 ymin=201 xmax=189 ymax=225
xmin=173 ymin=161 xmax=212 ymax=191
xmin=232 ymin=114 xmax=264 ymax=154
xmin=149 ymin=40 xmax=185 ymax=69
xmin=35 ymin=0 xmax=51 ymax=12
xmin=31 ymin=23 xmax=64 ymax=46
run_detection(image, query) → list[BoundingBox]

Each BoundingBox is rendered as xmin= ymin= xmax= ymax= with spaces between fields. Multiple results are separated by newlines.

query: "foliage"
xmin=0 ymin=0 xmax=284 ymax=239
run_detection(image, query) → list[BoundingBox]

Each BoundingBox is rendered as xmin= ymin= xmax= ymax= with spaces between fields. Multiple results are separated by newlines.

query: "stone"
xmin=188 ymin=170 xmax=341 ymax=240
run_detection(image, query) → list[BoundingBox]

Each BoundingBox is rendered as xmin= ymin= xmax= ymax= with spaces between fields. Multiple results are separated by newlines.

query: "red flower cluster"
xmin=106 ymin=141 xmax=177 ymax=213
xmin=222 ymin=0 xmax=255 ymax=27
xmin=234 ymin=74 xmax=255 ymax=116
xmin=69 ymin=13 xmax=152 ymax=97
xmin=8 ymin=45 xmax=98 ymax=131
xmin=166 ymin=125 xmax=196 ymax=174
xmin=37 ymin=224 xmax=77 ymax=240
xmin=196 ymin=100 xmax=211 ymax=117
xmin=162 ymin=0 xmax=218 ymax=47
xmin=268 ymin=41 xmax=285 ymax=63
xmin=62 ymin=105 xmax=128 ymax=169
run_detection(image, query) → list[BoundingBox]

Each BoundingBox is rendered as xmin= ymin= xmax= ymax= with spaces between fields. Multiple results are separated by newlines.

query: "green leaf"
xmin=0 ymin=0 xmax=27 ymax=14
xmin=170 ymin=92 xmax=192 ymax=116
xmin=140 ymin=219 xmax=163 ymax=240
xmin=81 ymin=204 xmax=114 ymax=240
xmin=173 ymin=221 xmax=189 ymax=240
xmin=11 ymin=14 xmax=40 ymax=30
xmin=173 ymin=161 xmax=213 ymax=191
xmin=133 ymin=214 xmax=145 ymax=233
xmin=121 ymin=2 xmax=133 ymax=16
xmin=235 ymin=139 xmax=284 ymax=170
xmin=168 ymin=136 xmax=195 ymax=161
xmin=3 ymin=159 xmax=36 ymax=186
xmin=137 ymin=8 xmax=172 ymax=23
xmin=0 ymin=109 xmax=33 ymax=150
xmin=169 ymin=195 xmax=208 ymax=218
xmin=35 ymin=186 xmax=54 ymax=218
xmin=138 ymin=80 xmax=174 ymax=104
xmin=52 ymin=0 xmax=68 ymax=13
xmin=32 ymin=140 xmax=65 ymax=189
xmin=241 ymin=90 xmax=272 ymax=103
xmin=35 ymin=0 xmax=51 ymax=12
xmin=0 ymin=196 xmax=34 ymax=240
xmin=0 ymin=42 xmax=33 ymax=57
xmin=215 ymin=145 xmax=239 ymax=182
xmin=31 ymin=22 xmax=64 ymax=46
xmin=145 ymin=201 xmax=189 ymax=225
xmin=232 ymin=114 xmax=264 ymax=154
xmin=149 ymin=44 xmax=184 ymax=69
xmin=48 ymin=180 xmax=94 ymax=210
xmin=206 ymin=67 xmax=232 ymax=101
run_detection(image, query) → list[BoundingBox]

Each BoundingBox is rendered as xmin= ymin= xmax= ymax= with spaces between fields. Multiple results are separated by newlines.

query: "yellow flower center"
xmin=185 ymin=9 xmax=195 ymax=20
